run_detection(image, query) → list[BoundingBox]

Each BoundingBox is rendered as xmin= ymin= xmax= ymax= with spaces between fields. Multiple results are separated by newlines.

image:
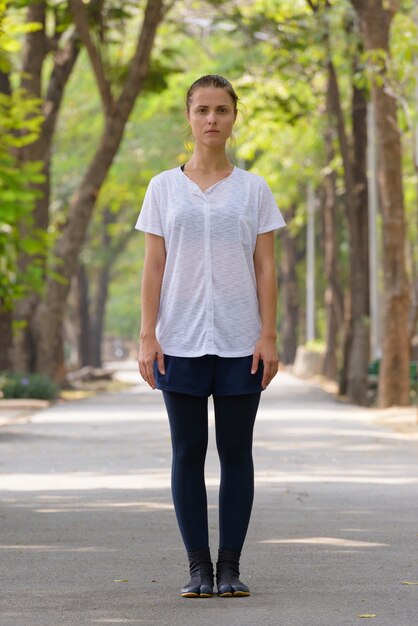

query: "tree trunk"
xmin=90 ymin=207 xmax=112 ymax=368
xmin=77 ymin=263 xmax=91 ymax=367
xmin=12 ymin=3 xmax=81 ymax=372
xmin=305 ymin=0 xmax=371 ymax=404
xmin=346 ymin=61 xmax=370 ymax=403
xmin=0 ymin=59 xmax=14 ymax=371
xmin=91 ymin=264 xmax=110 ymax=368
xmin=321 ymin=124 xmax=343 ymax=380
xmin=33 ymin=0 xmax=164 ymax=379
xmin=0 ymin=310 xmax=13 ymax=371
xmin=279 ymin=206 xmax=299 ymax=365
xmin=409 ymin=242 xmax=418 ymax=348
xmin=89 ymin=214 xmax=135 ymax=367
xmin=339 ymin=291 xmax=352 ymax=396
xmin=326 ymin=52 xmax=370 ymax=405
xmin=408 ymin=196 xmax=418 ymax=348
xmin=351 ymin=0 xmax=411 ymax=407
xmin=12 ymin=0 xmax=48 ymax=373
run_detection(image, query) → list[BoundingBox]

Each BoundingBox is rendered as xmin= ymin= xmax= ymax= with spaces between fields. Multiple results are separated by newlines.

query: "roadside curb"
xmin=372 ymin=406 xmax=418 ymax=437
xmin=0 ymin=399 xmax=51 ymax=428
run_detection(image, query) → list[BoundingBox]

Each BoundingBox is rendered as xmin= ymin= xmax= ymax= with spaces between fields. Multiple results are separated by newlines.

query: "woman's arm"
xmin=138 ymin=233 xmax=166 ymax=389
xmin=252 ymin=231 xmax=279 ymax=388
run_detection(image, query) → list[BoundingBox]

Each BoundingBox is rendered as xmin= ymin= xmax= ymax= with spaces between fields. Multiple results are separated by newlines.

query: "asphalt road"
xmin=1 ymin=364 xmax=417 ymax=626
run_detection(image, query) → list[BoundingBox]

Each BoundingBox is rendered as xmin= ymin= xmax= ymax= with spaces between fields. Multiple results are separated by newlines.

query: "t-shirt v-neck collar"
xmin=179 ymin=164 xmax=236 ymax=194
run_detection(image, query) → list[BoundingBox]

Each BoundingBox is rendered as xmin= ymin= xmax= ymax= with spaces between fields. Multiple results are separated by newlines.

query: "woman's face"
xmin=186 ymin=87 xmax=237 ymax=148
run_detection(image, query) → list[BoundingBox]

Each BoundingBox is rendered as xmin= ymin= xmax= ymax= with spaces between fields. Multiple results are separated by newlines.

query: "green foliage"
xmin=305 ymin=339 xmax=326 ymax=353
xmin=0 ymin=371 xmax=59 ymax=399
xmin=0 ymin=89 xmax=44 ymax=146
xmin=0 ymin=143 xmax=48 ymax=310
xmin=99 ymin=1 xmax=337 ymax=344
xmin=0 ymin=1 xmax=43 ymax=73
xmin=105 ymin=251 xmax=142 ymax=340
xmin=50 ymin=22 xmax=187 ymax=343
xmin=4 ymin=0 xmax=416 ymax=365
xmin=0 ymin=11 xmax=48 ymax=311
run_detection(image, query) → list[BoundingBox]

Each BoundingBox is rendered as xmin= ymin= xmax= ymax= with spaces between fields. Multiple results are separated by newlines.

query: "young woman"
xmin=136 ymin=74 xmax=285 ymax=598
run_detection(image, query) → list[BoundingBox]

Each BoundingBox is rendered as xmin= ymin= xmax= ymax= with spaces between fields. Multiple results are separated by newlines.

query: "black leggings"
xmin=162 ymin=391 xmax=261 ymax=552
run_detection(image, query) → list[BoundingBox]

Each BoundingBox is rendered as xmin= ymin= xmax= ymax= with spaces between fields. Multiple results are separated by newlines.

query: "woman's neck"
xmin=186 ymin=145 xmax=233 ymax=172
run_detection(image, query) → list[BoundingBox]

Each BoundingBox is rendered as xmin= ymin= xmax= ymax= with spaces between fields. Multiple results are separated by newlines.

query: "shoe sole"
xmin=219 ymin=591 xmax=250 ymax=598
xmin=181 ymin=592 xmax=213 ymax=598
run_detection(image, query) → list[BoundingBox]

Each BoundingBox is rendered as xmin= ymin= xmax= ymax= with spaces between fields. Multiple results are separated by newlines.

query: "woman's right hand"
xmin=138 ymin=337 xmax=165 ymax=389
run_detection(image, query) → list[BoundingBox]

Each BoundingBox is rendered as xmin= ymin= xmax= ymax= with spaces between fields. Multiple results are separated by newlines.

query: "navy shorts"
xmin=153 ymin=354 xmax=264 ymax=397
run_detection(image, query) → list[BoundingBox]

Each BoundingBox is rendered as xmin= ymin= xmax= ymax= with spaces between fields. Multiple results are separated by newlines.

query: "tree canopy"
xmin=1 ymin=0 xmax=417 ymax=407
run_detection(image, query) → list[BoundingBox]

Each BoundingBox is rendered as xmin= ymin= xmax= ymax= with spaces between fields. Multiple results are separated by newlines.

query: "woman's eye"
xmin=195 ymin=108 xmax=228 ymax=113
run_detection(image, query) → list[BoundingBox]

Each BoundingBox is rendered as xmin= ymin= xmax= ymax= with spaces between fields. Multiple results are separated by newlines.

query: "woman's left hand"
xmin=251 ymin=337 xmax=279 ymax=389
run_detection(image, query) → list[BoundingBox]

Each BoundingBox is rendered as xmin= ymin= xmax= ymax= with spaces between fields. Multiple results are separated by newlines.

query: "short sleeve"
xmin=257 ymin=177 xmax=286 ymax=234
xmin=134 ymin=177 xmax=164 ymax=237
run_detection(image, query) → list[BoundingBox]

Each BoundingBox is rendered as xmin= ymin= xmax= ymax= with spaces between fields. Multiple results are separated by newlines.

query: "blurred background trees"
xmin=0 ymin=0 xmax=417 ymax=408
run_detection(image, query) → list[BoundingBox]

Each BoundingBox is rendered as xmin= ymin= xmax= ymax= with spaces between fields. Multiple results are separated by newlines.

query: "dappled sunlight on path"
xmin=1 ymin=365 xmax=417 ymax=625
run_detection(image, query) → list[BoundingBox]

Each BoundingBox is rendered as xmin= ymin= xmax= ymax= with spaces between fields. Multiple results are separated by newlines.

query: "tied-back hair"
xmin=186 ymin=74 xmax=239 ymax=113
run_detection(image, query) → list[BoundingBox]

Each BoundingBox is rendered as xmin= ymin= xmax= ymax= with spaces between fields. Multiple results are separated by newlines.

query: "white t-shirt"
xmin=135 ymin=165 xmax=286 ymax=357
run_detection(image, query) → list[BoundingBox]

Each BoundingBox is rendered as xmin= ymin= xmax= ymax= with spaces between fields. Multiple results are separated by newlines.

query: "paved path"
xmin=1 ymin=365 xmax=418 ymax=626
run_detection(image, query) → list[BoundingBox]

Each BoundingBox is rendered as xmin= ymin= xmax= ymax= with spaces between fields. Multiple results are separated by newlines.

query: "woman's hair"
xmin=186 ymin=74 xmax=239 ymax=113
